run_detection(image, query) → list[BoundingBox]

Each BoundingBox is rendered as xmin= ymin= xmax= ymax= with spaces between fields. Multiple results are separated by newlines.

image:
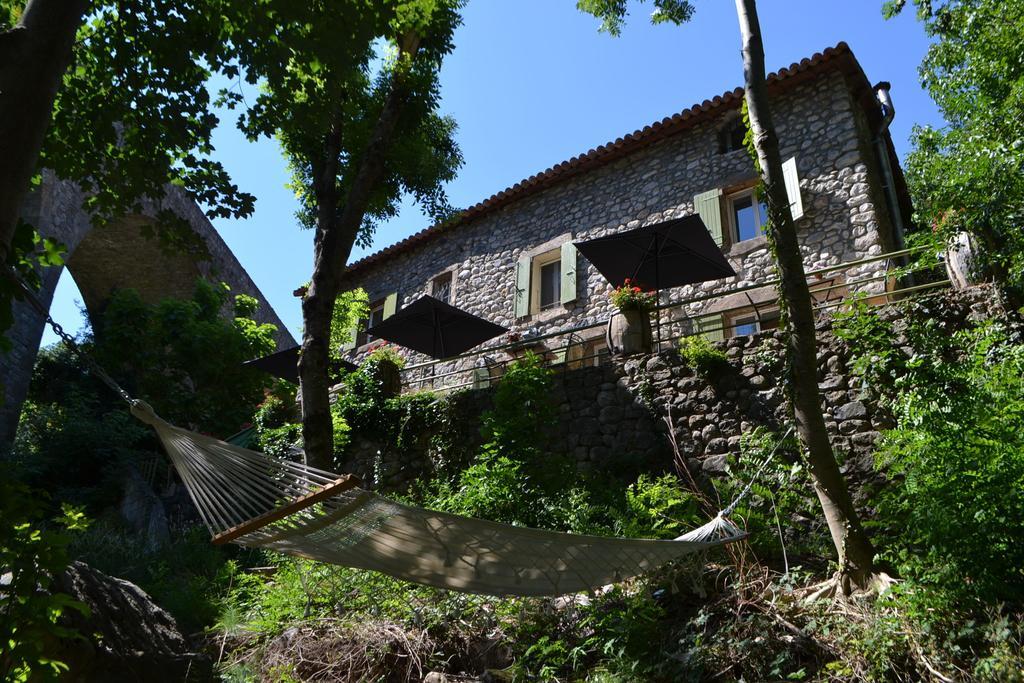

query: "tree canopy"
xmin=886 ymin=0 xmax=1024 ymax=305
xmin=214 ymin=0 xmax=465 ymax=470
xmin=0 ymin=0 xmax=258 ymax=364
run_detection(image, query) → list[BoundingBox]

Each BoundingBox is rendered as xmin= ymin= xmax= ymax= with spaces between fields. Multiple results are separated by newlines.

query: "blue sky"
xmin=43 ymin=0 xmax=942 ymax=345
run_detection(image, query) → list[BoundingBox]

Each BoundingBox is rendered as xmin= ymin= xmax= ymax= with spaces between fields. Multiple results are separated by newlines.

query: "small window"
xmin=732 ymin=317 xmax=759 ymax=337
xmin=718 ymin=118 xmax=746 ymax=154
xmin=585 ymin=338 xmax=610 ymax=367
xmin=358 ymin=300 xmax=387 ymax=346
xmin=729 ymin=188 xmax=769 ymax=243
xmin=539 ymin=260 xmax=561 ymax=310
xmin=729 ymin=310 xmax=780 ymax=338
xmin=528 ymin=248 xmax=562 ymax=315
xmin=431 ymin=272 xmax=453 ymax=304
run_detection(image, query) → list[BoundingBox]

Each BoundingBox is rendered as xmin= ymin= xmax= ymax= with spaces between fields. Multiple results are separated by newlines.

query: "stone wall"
xmin=339 ymin=287 xmax=1002 ymax=496
xmin=343 ymin=61 xmax=901 ymax=391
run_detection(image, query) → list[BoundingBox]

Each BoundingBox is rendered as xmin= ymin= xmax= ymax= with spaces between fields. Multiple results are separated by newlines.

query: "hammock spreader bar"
xmin=211 ymin=475 xmax=362 ymax=545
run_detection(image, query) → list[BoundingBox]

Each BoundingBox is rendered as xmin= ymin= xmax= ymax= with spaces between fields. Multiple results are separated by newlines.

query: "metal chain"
xmin=4 ymin=265 xmax=135 ymax=405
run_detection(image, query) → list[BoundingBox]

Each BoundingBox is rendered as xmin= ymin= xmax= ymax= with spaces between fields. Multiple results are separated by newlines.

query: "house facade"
xmin=338 ymin=43 xmax=911 ymax=388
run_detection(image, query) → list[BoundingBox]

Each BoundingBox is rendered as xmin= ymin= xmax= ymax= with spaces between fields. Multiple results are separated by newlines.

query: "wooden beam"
xmin=211 ymin=474 xmax=362 ymax=546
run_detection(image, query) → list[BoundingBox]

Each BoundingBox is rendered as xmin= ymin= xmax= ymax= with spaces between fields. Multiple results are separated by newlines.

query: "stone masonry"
xmin=340 ymin=287 xmax=1000 ymax=500
xmin=339 ymin=45 xmax=906 ymax=390
xmin=1 ymin=172 xmax=296 ymax=447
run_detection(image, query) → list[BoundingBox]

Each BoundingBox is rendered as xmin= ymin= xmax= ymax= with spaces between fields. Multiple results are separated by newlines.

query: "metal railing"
xmin=397 ymin=247 xmax=946 ymax=395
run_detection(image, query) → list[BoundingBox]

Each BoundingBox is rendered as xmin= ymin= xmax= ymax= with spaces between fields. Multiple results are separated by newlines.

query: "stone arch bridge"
xmin=1 ymin=173 xmax=296 ymax=446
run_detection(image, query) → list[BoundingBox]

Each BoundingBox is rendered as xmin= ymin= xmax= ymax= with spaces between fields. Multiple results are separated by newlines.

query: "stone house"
xmin=337 ymin=43 xmax=912 ymax=390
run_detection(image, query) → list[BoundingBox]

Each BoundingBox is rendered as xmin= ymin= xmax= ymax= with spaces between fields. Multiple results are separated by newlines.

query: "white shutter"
xmin=782 ymin=157 xmax=804 ymax=221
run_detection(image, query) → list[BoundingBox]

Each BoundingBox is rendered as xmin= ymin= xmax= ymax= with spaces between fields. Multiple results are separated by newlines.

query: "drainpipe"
xmin=872 ymin=81 xmax=907 ymax=252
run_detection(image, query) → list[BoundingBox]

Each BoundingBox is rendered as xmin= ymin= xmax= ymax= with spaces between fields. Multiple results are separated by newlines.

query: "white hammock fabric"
xmin=131 ymin=401 xmax=743 ymax=597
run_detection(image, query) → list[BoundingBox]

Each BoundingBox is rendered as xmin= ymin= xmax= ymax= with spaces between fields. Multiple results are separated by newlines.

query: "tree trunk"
xmin=299 ymin=43 xmax=418 ymax=471
xmin=733 ymin=0 xmax=875 ymax=589
xmin=0 ymin=0 xmax=87 ymax=262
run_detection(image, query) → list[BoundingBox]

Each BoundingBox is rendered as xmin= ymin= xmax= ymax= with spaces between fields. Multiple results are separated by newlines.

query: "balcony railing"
xmin=397 ymin=247 xmax=947 ymax=395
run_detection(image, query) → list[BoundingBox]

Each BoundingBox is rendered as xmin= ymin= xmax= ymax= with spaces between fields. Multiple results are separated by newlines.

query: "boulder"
xmin=54 ymin=562 xmax=212 ymax=682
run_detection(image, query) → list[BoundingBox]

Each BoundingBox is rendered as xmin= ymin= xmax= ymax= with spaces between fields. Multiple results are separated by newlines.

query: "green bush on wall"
xmin=678 ymin=334 xmax=729 ymax=375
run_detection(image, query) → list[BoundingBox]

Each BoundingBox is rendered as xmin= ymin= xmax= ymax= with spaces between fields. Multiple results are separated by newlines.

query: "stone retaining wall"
xmin=340 ymin=287 xmax=1002 ymax=493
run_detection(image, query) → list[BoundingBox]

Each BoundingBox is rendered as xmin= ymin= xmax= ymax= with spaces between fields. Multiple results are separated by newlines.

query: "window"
xmin=515 ymin=241 xmax=577 ymax=318
xmin=728 ymin=310 xmax=780 ymax=338
xmin=718 ymin=118 xmax=746 ymax=154
xmin=357 ymin=300 xmax=387 ymax=346
xmin=431 ymin=272 xmax=453 ymax=304
xmin=585 ymin=338 xmax=610 ymax=367
xmin=729 ymin=188 xmax=769 ymax=243
xmin=528 ymin=248 xmax=562 ymax=314
xmin=732 ymin=317 xmax=759 ymax=337
xmin=539 ymin=260 xmax=561 ymax=310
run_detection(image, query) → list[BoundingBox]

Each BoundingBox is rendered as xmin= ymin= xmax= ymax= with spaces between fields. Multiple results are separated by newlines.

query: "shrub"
xmin=678 ymin=334 xmax=729 ymax=374
xmin=0 ymin=480 xmax=89 ymax=680
xmin=873 ymin=323 xmax=1024 ymax=603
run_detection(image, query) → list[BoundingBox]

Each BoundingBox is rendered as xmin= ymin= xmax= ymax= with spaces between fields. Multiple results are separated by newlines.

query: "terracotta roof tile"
xmin=343 ymin=42 xmax=868 ymax=280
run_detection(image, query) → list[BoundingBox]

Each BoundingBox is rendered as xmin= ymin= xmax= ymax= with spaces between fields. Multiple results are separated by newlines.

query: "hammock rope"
xmin=9 ymin=266 xmax=786 ymax=597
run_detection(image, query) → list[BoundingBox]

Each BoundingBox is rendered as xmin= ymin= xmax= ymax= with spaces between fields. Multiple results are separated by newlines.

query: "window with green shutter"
xmin=694 ymin=188 xmax=725 ymax=247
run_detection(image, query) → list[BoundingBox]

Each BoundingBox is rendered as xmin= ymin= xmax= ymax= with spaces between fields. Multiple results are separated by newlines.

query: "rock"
xmin=599 ymin=406 xmax=623 ymax=424
xmin=54 ymin=562 xmax=211 ymax=682
xmin=835 ymin=401 xmax=868 ymax=421
xmin=818 ymin=375 xmax=846 ymax=391
xmin=748 ymin=374 xmax=769 ymax=388
xmin=851 ymin=431 xmax=882 ymax=448
xmin=839 ymin=419 xmax=869 ymax=435
xmin=423 ymin=673 xmax=449 ymax=683
xmin=705 ymin=437 xmax=729 ymax=454
xmin=702 ymin=454 xmax=729 ymax=475
xmin=645 ymin=355 xmax=668 ymax=372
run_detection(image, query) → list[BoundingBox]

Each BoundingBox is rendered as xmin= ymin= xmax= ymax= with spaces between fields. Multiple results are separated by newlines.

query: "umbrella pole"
xmin=654 ymin=232 xmax=662 ymax=352
xmin=434 ymin=308 xmax=446 ymax=359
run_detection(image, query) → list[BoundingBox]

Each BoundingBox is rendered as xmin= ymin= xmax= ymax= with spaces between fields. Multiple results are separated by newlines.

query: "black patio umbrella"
xmin=365 ymin=295 xmax=508 ymax=360
xmin=573 ymin=214 xmax=736 ymax=291
xmin=244 ymin=345 xmax=357 ymax=384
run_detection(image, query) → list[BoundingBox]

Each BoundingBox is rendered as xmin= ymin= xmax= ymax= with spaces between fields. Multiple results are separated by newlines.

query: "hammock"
xmin=130 ymin=400 xmax=744 ymax=597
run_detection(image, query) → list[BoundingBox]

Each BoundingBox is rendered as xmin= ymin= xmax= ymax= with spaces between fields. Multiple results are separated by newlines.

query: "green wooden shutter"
xmin=694 ymin=189 xmax=725 ymax=247
xmin=782 ymin=156 xmax=803 ymax=220
xmin=560 ymin=242 xmax=577 ymax=304
xmin=695 ymin=314 xmax=724 ymax=342
xmin=514 ymin=254 xmax=531 ymax=318
xmin=383 ymin=291 xmax=398 ymax=319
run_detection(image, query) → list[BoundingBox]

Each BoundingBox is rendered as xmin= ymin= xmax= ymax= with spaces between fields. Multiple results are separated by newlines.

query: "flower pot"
xmin=607 ymin=308 xmax=653 ymax=356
